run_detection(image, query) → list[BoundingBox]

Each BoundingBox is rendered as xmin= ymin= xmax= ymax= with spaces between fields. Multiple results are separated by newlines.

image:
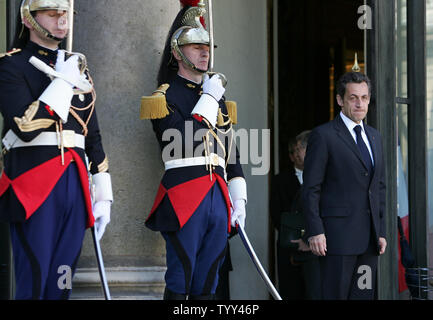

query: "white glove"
xmin=55 ymin=50 xmax=83 ymax=88
xmin=38 ymin=51 xmax=83 ymax=123
xmin=202 ymin=73 xmax=225 ymax=102
xmin=191 ymin=74 xmax=226 ymax=127
xmin=231 ymin=199 xmax=246 ymax=229
xmin=93 ymin=200 xmax=111 ymax=241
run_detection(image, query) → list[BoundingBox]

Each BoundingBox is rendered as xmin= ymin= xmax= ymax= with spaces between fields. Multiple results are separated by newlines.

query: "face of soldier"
xmin=337 ymin=82 xmax=370 ymax=124
xmin=175 ymin=44 xmax=210 ymax=82
xmin=181 ymin=44 xmax=210 ymax=71
xmin=25 ymin=10 xmax=69 ymax=48
xmin=36 ymin=10 xmax=69 ymax=38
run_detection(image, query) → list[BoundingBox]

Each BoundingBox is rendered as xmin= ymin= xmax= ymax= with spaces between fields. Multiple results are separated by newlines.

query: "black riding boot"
xmin=189 ymin=294 xmax=216 ymax=300
xmin=163 ymin=288 xmax=188 ymax=300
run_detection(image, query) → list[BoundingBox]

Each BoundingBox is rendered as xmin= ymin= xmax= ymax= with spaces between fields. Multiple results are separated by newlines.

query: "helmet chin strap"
xmin=23 ymin=16 xmax=66 ymax=43
xmin=174 ymin=45 xmax=208 ymax=75
xmin=189 ymin=64 xmax=208 ymax=74
xmin=43 ymin=32 xmax=64 ymax=43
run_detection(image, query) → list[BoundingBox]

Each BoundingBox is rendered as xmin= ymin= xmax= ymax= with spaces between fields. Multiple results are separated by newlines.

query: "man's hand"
xmin=231 ymin=199 xmax=246 ymax=229
xmin=202 ymin=73 xmax=225 ymax=102
xmin=378 ymin=237 xmax=387 ymax=255
xmin=55 ymin=50 xmax=82 ymax=88
xmin=93 ymin=200 xmax=111 ymax=241
xmin=291 ymin=239 xmax=311 ymax=252
xmin=308 ymin=233 xmax=327 ymax=256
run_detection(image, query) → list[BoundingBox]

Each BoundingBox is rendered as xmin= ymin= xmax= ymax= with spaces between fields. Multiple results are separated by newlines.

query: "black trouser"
xmin=319 ymin=236 xmax=378 ymax=300
xmin=277 ymin=246 xmax=322 ymax=300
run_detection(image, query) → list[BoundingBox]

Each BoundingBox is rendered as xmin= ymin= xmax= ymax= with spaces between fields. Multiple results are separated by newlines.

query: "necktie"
xmin=354 ymin=125 xmax=373 ymax=174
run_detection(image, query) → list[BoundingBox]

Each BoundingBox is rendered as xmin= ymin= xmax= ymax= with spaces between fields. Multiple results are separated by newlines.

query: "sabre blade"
xmin=208 ymin=0 xmax=214 ymax=72
xmin=91 ymin=227 xmax=112 ymax=300
xmin=66 ymin=0 xmax=74 ymax=52
xmin=236 ymin=220 xmax=282 ymax=300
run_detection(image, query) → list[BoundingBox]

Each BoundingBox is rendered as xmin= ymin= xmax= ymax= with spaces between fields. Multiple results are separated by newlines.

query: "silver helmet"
xmin=20 ymin=0 xmax=70 ymax=42
xmin=171 ymin=1 xmax=210 ymax=73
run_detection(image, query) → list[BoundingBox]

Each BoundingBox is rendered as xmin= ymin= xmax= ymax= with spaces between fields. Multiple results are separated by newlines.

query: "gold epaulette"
xmin=140 ymin=84 xmax=170 ymax=120
xmin=225 ymin=101 xmax=238 ymax=124
xmin=0 ymin=48 xmax=21 ymax=59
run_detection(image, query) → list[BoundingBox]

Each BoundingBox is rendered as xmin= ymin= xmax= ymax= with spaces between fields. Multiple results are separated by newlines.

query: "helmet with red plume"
xmin=157 ymin=0 xmax=209 ymax=85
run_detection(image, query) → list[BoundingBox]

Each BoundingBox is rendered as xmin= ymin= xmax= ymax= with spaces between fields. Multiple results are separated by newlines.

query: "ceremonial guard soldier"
xmin=141 ymin=0 xmax=247 ymax=300
xmin=0 ymin=0 xmax=113 ymax=299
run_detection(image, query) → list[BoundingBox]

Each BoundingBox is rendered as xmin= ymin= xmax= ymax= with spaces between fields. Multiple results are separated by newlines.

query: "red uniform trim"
xmin=398 ymin=215 xmax=410 ymax=292
xmin=215 ymin=174 xmax=233 ymax=233
xmin=150 ymin=183 xmax=167 ymax=215
xmin=69 ymin=149 xmax=95 ymax=228
xmin=193 ymin=114 xmax=203 ymax=122
xmin=0 ymin=172 xmax=11 ymax=196
xmin=167 ymin=175 xmax=216 ymax=228
xmin=45 ymin=105 xmax=54 ymax=116
xmin=147 ymin=173 xmax=232 ymax=232
xmin=0 ymin=150 xmax=94 ymax=228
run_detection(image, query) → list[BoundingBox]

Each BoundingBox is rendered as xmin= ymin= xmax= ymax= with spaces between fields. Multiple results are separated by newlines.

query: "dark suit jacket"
xmin=302 ymin=114 xmax=386 ymax=255
xmin=270 ymin=168 xmax=301 ymax=231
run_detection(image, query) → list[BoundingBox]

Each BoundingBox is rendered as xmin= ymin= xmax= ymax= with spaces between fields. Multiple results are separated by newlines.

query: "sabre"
xmin=208 ymin=0 xmax=214 ymax=72
xmin=66 ymin=1 xmax=110 ymax=300
xmin=66 ymin=0 xmax=74 ymax=52
xmin=87 ymin=157 xmax=112 ymax=300
xmin=67 ymin=2 xmax=111 ymax=299
xmin=236 ymin=220 xmax=282 ymax=300
xmin=91 ymin=226 xmax=112 ymax=300
xmin=205 ymin=0 xmax=227 ymax=87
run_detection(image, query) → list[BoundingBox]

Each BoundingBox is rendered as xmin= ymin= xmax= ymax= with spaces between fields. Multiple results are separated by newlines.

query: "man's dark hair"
xmin=336 ymin=72 xmax=372 ymax=98
xmin=296 ymin=130 xmax=311 ymax=149
xmin=288 ymin=137 xmax=296 ymax=154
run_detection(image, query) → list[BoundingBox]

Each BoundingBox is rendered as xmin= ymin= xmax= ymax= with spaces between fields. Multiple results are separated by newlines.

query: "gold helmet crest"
xmin=171 ymin=0 xmax=210 ymax=73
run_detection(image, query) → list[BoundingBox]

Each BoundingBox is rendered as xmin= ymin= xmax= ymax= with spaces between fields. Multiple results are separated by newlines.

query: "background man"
xmin=271 ymin=130 xmax=321 ymax=299
xmin=0 ymin=0 xmax=112 ymax=299
xmin=302 ymin=72 xmax=387 ymax=300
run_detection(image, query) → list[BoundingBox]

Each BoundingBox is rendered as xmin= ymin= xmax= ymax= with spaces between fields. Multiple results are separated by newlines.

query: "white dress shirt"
xmin=340 ymin=111 xmax=374 ymax=165
xmin=295 ymin=167 xmax=303 ymax=185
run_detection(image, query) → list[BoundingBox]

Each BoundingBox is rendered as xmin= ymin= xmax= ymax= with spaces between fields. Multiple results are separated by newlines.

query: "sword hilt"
xmin=207 ymin=71 xmax=228 ymax=88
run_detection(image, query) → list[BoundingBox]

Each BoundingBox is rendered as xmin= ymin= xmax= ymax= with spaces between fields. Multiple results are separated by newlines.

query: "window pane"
xmin=397 ymin=103 xmax=409 ymax=189
xmin=427 ymin=0 xmax=433 ymax=283
xmin=396 ymin=0 xmax=408 ymax=98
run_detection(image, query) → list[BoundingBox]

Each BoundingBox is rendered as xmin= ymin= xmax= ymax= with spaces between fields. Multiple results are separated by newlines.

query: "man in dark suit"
xmin=302 ymin=72 xmax=387 ymax=300
xmin=271 ymin=131 xmax=321 ymax=300
xmin=271 ymin=138 xmax=301 ymax=299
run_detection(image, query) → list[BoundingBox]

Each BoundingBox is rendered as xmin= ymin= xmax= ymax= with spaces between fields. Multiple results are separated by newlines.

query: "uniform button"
xmin=364 ymin=172 xmax=369 ymax=176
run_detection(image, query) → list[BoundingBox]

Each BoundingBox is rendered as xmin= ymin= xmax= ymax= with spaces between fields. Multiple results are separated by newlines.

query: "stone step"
xmin=70 ymin=266 xmax=166 ymax=300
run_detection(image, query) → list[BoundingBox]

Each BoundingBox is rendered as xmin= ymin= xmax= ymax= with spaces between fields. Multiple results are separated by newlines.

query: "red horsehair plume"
xmin=180 ymin=0 xmax=206 ymax=27
xmin=180 ymin=0 xmax=201 ymax=7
